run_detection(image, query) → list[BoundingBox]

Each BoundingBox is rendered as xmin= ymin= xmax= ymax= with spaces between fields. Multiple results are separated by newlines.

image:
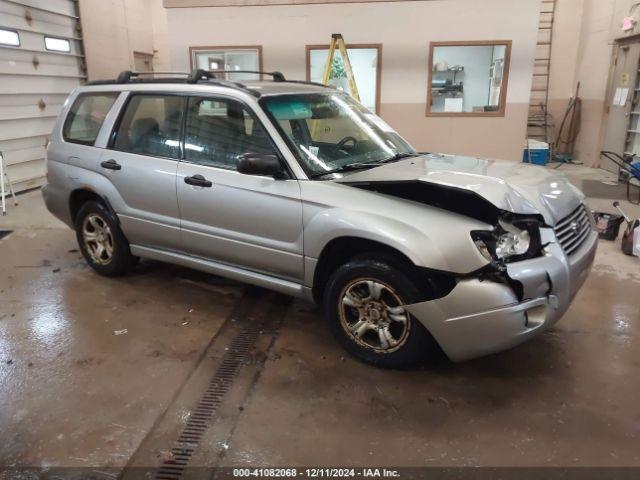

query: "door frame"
xmin=176 ymin=93 xmax=304 ymax=281
xmin=598 ymin=37 xmax=640 ymax=170
xmin=133 ymin=51 xmax=155 ymax=72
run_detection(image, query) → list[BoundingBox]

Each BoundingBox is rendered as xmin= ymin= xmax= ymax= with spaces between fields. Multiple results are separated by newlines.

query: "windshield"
xmin=261 ymin=93 xmax=416 ymax=178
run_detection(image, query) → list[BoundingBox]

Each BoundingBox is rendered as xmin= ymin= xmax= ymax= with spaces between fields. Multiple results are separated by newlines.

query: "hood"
xmin=334 ymin=153 xmax=585 ymax=225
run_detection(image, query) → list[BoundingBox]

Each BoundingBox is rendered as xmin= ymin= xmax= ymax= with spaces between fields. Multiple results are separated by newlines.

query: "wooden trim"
xmin=305 ymin=43 xmax=382 ymax=114
xmin=425 ymin=40 xmax=512 ymax=118
xmin=188 ymin=45 xmax=264 ymax=79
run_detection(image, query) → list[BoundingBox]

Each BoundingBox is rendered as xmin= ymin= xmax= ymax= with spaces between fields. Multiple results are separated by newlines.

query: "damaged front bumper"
xmin=404 ymin=228 xmax=598 ymax=362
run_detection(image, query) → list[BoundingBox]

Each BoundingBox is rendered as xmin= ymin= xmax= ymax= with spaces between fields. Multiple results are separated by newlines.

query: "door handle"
xmin=101 ymin=159 xmax=121 ymax=171
xmin=184 ymin=174 xmax=213 ymax=188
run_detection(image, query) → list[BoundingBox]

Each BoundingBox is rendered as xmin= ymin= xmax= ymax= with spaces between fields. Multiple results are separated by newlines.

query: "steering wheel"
xmin=332 ymin=136 xmax=358 ymax=155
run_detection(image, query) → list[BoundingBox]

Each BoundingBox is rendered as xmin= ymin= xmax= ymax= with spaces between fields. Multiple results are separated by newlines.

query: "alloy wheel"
xmin=338 ymin=278 xmax=410 ymax=353
xmin=82 ymin=213 xmax=114 ymax=266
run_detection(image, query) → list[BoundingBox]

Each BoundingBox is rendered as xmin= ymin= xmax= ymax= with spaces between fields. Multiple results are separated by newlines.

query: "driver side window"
xmin=184 ymin=97 xmax=276 ymax=170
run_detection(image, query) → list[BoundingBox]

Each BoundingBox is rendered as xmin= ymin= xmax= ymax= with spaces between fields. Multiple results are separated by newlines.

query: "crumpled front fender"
xmin=403 ymin=228 xmax=597 ymax=362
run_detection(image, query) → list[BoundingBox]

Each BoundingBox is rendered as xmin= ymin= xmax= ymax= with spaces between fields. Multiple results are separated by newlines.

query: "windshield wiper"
xmin=310 ymin=162 xmax=379 ymax=179
xmin=378 ymin=152 xmax=421 ymax=164
xmin=309 ymin=152 xmax=421 ymax=179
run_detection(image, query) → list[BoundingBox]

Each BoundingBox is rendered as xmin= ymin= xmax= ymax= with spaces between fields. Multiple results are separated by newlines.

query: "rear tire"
xmin=323 ymin=256 xmax=434 ymax=368
xmin=75 ymin=200 xmax=137 ymax=277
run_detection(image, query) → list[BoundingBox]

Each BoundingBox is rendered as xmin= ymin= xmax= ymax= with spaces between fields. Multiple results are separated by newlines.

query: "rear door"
xmin=100 ymin=93 xmax=184 ymax=251
xmin=176 ymin=95 xmax=304 ymax=282
xmin=58 ymin=90 xmax=120 ymax=183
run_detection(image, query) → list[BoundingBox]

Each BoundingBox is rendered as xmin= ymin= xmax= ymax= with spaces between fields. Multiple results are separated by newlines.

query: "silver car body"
xmin=42 ymin=81 xmax=597 ymax=361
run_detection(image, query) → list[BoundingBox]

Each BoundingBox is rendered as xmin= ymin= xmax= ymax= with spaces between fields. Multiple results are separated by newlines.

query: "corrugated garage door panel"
xmin=0 ymin=0 xmax=84 ymax=192
xmin=3 ymin=0 xmax=79 ymax=18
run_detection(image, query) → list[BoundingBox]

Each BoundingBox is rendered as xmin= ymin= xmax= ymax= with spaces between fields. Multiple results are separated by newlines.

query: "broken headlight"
xmin=471 ymin=217 xmax=542 ymax=263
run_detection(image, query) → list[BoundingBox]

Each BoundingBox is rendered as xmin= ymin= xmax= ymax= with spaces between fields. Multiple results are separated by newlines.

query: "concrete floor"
xmin=1 ymin=165 xmax=639 ymax=471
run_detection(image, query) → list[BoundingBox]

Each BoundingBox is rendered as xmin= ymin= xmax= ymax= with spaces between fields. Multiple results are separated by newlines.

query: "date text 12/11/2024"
xmin=232 ymin=468 xmax=401 ymax=478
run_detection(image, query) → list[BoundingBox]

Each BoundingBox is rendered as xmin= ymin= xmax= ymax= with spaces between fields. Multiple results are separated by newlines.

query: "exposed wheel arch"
xmin=69 ymin=189 xmax=117 ymax=227
xmin=311 ymin=236 xmax=456 ymax=304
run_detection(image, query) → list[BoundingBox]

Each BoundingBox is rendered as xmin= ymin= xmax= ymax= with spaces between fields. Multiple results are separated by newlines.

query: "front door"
xmin=601 ymin=41 xmax=640 ymax=172
xmin=100 ymin=93 xmax=184 ymax=251
xmin=176 ymin=96 xmax=304 ymax=282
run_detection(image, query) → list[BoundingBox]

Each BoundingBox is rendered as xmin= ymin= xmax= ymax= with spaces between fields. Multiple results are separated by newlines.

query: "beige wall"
xmin=79 ymin=0 xmax=170 ymax=80
xmin=165 ymin=0 xmax=541 ymax=161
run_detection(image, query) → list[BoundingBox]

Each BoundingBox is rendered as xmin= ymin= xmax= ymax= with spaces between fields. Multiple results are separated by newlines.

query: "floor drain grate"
xmin=0 ymin=230 xmax=13 ymax=240
xmin=154 ymin=301 xmax=269 ymax=479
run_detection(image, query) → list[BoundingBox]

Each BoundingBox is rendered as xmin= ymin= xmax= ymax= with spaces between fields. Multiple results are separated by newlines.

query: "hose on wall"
xmin=555 ymin=82 xmax=582 ymax=164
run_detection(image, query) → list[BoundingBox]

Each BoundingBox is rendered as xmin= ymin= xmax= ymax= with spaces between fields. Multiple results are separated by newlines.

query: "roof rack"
xmin=86 ymin=70 xmax=193 ymax=86
xmin=86 ymin=69 xmax=334 ymax=96
xmin=116 ymin=70 xmax=191 ymax=83
xmin=186 ymin=69 xmax=286 ymax=83
xmin=186 ymin=69 xmax=334 ymax=92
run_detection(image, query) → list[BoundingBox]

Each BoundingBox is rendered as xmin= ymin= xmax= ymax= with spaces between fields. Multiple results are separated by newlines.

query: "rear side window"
xmin=113 ymin=95 xmax=184 ymax=159
xmin=63 ymin=93 xmax=119 ymax=145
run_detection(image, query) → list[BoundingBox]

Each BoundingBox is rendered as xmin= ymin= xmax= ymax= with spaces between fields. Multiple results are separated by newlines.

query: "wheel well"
xmin=311 ymin=237 xmax=455 ymax=304
xmin=69 ymin=189 xmax=105 ymax=226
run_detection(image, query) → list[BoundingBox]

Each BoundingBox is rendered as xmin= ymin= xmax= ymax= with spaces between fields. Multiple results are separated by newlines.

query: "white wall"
xmin=432 ymin=45 xmax=494 ymax=112
xmin=165 ymin=0 xmax=541 ymax=161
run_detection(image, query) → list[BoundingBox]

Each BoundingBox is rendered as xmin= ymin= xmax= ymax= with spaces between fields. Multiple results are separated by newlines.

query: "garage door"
xmin=0 ymin=0 xmax=85 ymax=192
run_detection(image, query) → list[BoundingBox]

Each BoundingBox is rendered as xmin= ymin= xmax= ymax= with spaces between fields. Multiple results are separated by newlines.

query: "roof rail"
xmin=285 ymin=79 xmax=334 ymax=89
xmin=187 ymin=69 xmax=286 ymax=83
xmin=116 ymin=70 xmax=190 ymax=83
xmin=87 ymin=69 xmax=332 ymax=95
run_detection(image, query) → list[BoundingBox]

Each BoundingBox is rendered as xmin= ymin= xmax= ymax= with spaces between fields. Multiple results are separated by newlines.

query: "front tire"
xmin=323 ymin=256 xmax=433 ymax=368
xmin=75 ymin=200 xmax=137 ymax=277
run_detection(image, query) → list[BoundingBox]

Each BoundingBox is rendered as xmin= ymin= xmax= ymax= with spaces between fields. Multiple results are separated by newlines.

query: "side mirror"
xmin=237 ymin=153 xmax=287 ymax=179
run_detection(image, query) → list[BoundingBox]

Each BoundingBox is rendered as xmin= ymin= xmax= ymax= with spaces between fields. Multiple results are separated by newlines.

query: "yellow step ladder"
xmin=321 ymin=33 xmax=360 ymax=102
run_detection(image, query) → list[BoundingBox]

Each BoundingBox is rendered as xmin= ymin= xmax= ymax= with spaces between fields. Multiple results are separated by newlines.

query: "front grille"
xmin=554 ymin=204 xmax=592 ymax=256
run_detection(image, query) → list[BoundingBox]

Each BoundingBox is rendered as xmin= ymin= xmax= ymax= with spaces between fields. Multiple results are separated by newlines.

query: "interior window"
xmin=63 ymin=93 xmax=119 ymax=145
xmin=184 ymin=97 xmax=276 ymax=170
xmin=427 ymin=41 xmax=511 ymax=116
xmin=308 ymin=46 xmax=380 ymax=112
xmin=113 ymin=95 xmax=184 ymax=159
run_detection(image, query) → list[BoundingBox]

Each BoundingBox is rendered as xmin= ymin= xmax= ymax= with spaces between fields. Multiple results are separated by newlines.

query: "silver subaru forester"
xmin=42 ymin=70 xmax=597 ymax=368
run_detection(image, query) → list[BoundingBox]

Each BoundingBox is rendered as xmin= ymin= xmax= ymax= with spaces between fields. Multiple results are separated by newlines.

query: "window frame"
xmin=181 ymin=94 xmax=290 ymax=176
xmin=188 ymin=45 xmax=263 ymax=80
xmin=44 ymin=35 xmax=71 ymax=53
xmin=62 ymin=92 xmax=120 ymax=146
xmin=107 ymin=92 xmax=291 ymax=177
xmin=108 ymin=92 xmax=188 ymax=161
xmin=305 ymin=43 xmax=382 ymax=114
xmin=426 ymin=40 xmax=512 ymax=118
xmin=0 ymin=28 xmax=20 ymax=47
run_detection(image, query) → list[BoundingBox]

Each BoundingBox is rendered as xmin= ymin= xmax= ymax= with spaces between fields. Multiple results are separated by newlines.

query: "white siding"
xmin=0 ymin=0 xmax=85 ymax=191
